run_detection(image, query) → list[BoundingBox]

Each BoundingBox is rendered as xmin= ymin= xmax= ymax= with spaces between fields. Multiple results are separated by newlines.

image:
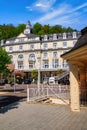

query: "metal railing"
xmin=27 ymin=85 xmax=70 ymax=103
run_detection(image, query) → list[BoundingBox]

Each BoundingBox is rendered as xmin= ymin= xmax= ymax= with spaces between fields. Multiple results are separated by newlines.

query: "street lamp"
xmin=14 ymin=68 xmax=16 ymax=93
xmin=37 ymin=55 xmax=41 ymax=91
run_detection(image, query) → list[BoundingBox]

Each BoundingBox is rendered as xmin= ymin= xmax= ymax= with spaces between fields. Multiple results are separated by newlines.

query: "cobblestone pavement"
xmin=0 ymin=101 xmax=87 ymax=130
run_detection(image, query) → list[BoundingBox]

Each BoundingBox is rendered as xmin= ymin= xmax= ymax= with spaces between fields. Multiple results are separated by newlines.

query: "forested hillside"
xmin=0 ymin=22 xmax=77 ymax=40
xmin=0 ymin=24 xmax=26 ymax=41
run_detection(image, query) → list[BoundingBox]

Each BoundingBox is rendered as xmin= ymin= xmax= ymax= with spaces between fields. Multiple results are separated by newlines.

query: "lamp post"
xmin=37 ymin=55 xmax=41 ymax=92
xmin=12 ymin=63 xmax=16 ymax=93
xmin=14 ymin=68 xmax=16 ymax=93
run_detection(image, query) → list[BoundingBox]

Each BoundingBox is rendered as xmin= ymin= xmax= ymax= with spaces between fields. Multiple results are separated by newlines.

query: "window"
xmin=43 ymin=61 xmax=49 ymax=68
xmin=30 ymin=38 xmax=35 ymax=41
xmin=10 ymin=40 xmax=15 ymax=43
xmin=29 ymin=61 xmax=35 ymax=69
xmin=43 ymin=43 xmax=48 ymax=49
xmin=18 ymin=54 xmax=23 ymax=59
xmin=29 ymin=54 xmax=35 ymax=60
xmin=9 ymin=46 xmax=13 ymax=51
xmin=63 ymin=42 xmax=67 ymax=47
xmin=73 ymin=41 xmax=76 ymax=46
xmin=53 ymin=51 xmax=57 ymax=58
xmin=19 ymin=45 xmax=23 ymax=50
xmin=52 ymin=59 xmax=58 ymax=68
xmin=53 ymin=43 xmax=57 ymax=49
xmin=43 ymin=52 xmax=48 ymax=58
xmin=73 ymin=32 xmax=76 ymax=38
xmin=53 ymin=34 xmax=57 ymax=40
xmin=18 ymin=61 xmax=23 ymax=69
xmin=63 ymin=50 xmax=67 ymax=54
xmin=62 ymin=60 xmax=68 ymax=68
xmin=19 ymin=38 xmax=24 ymax=43
xmin=30 ymin=44 xmax=34 ymax=50
xmin=44 ymin=35 xmax=48 ymax=41
xmin=63 ymin=33 xmax=66 ymax=39
xmin=49 ymin=35 xmax=53 ymax=40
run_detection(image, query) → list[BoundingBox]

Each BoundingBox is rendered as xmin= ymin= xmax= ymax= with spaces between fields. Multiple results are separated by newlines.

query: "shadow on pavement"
xmin=0 ymin=96 xmax=25 ymax=114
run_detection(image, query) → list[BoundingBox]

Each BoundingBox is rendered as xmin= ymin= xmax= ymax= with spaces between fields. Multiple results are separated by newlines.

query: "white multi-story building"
xmin=1 ymin=21 xmax=81 ymax=82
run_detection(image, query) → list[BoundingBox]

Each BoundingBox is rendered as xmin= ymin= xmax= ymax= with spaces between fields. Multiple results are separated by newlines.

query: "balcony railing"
xmin=16 ymin=64 xmax=69 ymax=71
xmin=28 ymin=58 xmax=36 ymax=61
xmin=17 ymin=58 xmax=24 ymax=61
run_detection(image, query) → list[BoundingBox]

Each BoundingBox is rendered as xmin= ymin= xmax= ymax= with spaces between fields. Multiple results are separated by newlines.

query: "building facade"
xmin=1 ymin=21 xmax=81 ymax=82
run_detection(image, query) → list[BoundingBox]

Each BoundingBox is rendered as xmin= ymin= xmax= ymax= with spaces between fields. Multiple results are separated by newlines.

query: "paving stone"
xmin=0 ymin=101 xmax=87 ymax=130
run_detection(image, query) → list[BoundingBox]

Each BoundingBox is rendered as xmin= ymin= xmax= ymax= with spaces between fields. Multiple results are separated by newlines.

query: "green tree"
xmin=41 ymin=25 xmax=50 ymax=34
xmin=16 ymin=24 xmax=26 ymax=35
xmin=0 ymin=47 xmax=11 ymax=79
xmin=31 ymin=70 xmax=38 ymax=83
xmin=32 ymin=23 xmax=42 ymax=34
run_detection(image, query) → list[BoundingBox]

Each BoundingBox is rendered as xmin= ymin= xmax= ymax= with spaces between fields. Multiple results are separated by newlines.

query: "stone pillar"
xmin=69 ymin=64 xmax=80 ymax=112
xmin=80 ymin=68 xmax=86 ymax=89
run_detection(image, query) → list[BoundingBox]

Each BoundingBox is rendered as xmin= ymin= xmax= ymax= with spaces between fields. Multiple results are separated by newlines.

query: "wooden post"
xmin=69 ymin=64 xmax=80 ymax=112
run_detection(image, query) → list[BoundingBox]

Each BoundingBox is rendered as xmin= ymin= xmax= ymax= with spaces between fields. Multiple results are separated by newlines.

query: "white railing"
xmin=27 ymin=85 xmax=70 ymax=102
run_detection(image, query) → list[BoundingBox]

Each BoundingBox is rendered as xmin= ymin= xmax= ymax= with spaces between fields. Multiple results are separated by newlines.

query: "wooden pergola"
xmin=61 ymin=27 xmax=87 ymax=111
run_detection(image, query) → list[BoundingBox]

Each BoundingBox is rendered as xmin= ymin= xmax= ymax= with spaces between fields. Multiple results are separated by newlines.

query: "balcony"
xmin=43 ymin=57 xmax=49 ymax=60
xmin=28 ymin=58 xmax=36 ymax=61
xmin=39 ymin=64 xmax=69 ymax=71
xmin=17 ymin=58 xmax=24 ymax=61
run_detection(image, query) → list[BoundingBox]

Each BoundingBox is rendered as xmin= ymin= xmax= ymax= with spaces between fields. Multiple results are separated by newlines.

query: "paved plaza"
xmin=0 ymin=101 xmax=87 ymax=130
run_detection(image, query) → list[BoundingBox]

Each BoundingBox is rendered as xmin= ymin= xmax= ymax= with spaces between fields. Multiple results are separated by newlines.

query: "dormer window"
xmin=10 ymin=40 xmax=15 ymax=43
xmin=19 ymin=38 xmax=24 ymax=43
xmin=63 ymin=33 xmax=66 ymax=39
xmin=53 ymin=34 xmax=57 ymax=40
xmin=44 ymin=35 xmax=48 ymax=41
xmin=30 ymin=38 xmax=35 ymax=41
xmin=73 ymin=32 xmax=76 ymax=38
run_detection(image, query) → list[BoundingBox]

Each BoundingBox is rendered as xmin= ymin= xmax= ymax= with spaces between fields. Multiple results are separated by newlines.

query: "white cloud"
xmin=26 ymin=0 xmax=56 ymax=12
xmin=34 ymin=2 xmax=87 ymax=27
xmin=72 ymin=2 xmax=87 ymax=12
xmin=35 ymin=3 xmax=47 ymax=7
xmin=26 ymin=6 xmax=33 ymax=11
xmin=38 ymin=6 xmax=68 ymax=22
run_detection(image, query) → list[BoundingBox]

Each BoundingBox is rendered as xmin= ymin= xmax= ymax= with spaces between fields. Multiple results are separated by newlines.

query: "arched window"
xmin=18 ymin=54 xmax=23 ymax=59
xmin=29 ymin=54 xmax=35 ymax=59
xmin=29 ymin=54 xmax=35 ymax=68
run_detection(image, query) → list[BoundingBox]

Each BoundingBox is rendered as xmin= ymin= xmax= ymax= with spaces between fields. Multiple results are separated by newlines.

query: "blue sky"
xmin=0 ymin=0 xmax=87 ymax=30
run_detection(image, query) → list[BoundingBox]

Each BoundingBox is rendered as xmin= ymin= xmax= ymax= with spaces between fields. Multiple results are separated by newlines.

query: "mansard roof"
xmin=71 ymin=27 xmax=87 ymax=51
xmin=61 ymin=27 xmax=87 ymax=57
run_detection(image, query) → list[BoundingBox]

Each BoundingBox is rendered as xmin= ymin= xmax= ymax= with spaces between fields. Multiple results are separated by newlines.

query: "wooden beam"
xmin=67 ymin=60 xmax=86 ymax=67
